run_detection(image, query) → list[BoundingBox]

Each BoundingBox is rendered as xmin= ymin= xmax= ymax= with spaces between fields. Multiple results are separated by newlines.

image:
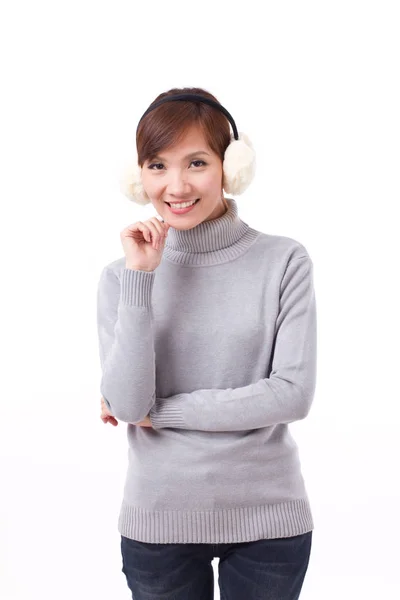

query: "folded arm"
xmin=149 ymin=256 xmax=317 ymax=431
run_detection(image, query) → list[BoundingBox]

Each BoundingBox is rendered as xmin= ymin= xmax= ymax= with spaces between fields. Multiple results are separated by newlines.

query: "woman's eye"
xmin=147 ymin=160 xmax=207 ymax=170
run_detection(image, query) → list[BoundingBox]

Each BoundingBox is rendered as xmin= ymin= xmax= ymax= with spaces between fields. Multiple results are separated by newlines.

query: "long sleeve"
xmin=97 ymin=266 xmax=157 ymax=423
xmin=149 ymin=256 xmax=317 ymax=432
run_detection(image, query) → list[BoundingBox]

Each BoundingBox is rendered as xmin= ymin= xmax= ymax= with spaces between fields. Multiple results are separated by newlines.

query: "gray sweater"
xmin=97 ymin=198 xmax=317 ymax=544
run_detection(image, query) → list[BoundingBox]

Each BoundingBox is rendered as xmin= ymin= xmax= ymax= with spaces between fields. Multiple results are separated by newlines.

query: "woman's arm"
xmin=149 ymin=256 xmax=317 ymax=432
xmin=97 ymin=266 xmax=157 ymax=423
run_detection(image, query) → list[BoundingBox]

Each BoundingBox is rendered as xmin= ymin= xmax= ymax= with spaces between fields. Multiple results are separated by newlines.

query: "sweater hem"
xmin=117 ymin=497 xmax=314 ymax=544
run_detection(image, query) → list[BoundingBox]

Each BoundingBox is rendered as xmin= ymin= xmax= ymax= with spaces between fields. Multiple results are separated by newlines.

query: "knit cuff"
xmin=149 ymin=396 xmax=187 ymax=429
xmin=121 ymin=268 xmax=155 ymax=307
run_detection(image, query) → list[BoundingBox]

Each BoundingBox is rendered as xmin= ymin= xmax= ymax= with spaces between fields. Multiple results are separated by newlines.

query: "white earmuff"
xmin=119 ymin=160 xmax=149 ymax=205
xmin=222 ymin=131 xmax=256 ymax=196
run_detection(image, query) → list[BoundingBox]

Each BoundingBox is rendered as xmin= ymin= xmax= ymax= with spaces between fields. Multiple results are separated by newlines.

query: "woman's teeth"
xmin=169 ymin=199 xmax=199 ymax=208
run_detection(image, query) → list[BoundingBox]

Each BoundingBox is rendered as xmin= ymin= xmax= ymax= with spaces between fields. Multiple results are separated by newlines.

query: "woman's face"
xmin=140 ymin=124 xmax=227 ymax=228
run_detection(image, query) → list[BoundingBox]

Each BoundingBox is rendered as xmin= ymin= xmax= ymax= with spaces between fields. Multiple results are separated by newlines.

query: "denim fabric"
xmin=121 ymin=530 xmax=312 ymax=599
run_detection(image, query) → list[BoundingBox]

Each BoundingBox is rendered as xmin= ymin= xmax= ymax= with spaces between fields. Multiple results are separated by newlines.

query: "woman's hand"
xmin=100 ymin=396 xmax=118 ymax=426
xmin=121 ymin=217 xmax=171 ymax=272
xmin=100 ymin=397 xmax=153 ymax=428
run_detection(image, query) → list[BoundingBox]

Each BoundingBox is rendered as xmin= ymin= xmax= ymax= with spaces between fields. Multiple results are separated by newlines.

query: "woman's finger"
xmin=101 ymin=414 xmax=118 ymax=426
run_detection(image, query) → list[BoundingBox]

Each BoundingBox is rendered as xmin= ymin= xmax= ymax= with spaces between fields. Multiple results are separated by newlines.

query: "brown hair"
xmin=136 ymin=87 xmax=231 ymax=168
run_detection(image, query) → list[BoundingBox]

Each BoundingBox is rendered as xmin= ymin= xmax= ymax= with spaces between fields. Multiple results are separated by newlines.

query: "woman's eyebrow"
xmin=151 ymin=151 xmax=211 ymax=161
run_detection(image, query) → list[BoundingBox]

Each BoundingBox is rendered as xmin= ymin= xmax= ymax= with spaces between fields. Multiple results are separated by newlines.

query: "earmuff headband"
xmin=136 ymin=93 xmax=239 ymax=141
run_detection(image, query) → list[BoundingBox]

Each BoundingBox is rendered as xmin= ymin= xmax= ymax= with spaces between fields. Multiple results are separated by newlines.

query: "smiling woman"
xmin=137 ymin=89 xmax=233 ymax=225
xmin=120 ymin=87 xmax=256 ymax=227
xmin=98 ymin=86 xmax=316 ymax=600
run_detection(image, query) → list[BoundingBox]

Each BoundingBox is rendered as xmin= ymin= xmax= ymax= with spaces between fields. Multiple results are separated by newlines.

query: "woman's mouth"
xmin=166 ymin=198 xmax=201 ymax=214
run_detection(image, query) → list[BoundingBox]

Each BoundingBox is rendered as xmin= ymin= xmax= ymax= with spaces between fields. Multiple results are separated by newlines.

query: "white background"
xmin=1 ymin=1 xmax=399 ymax=598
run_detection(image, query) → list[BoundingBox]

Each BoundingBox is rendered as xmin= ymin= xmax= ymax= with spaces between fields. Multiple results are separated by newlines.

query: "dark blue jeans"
xmin=121 ymin=530 xmax=312 ymax=599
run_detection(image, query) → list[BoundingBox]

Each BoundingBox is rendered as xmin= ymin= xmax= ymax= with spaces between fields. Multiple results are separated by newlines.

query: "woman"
xmin=97 ymin=87 xmax=317 ymax=599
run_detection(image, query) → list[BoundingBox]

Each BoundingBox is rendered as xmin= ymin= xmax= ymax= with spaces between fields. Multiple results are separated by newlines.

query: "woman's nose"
xmin=166 ymin=169 xmax=191 ymax=194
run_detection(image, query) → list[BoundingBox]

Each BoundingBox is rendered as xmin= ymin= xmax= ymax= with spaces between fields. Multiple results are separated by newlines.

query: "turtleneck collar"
xmin=162 ymin=197 xmax=260 ymax=267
